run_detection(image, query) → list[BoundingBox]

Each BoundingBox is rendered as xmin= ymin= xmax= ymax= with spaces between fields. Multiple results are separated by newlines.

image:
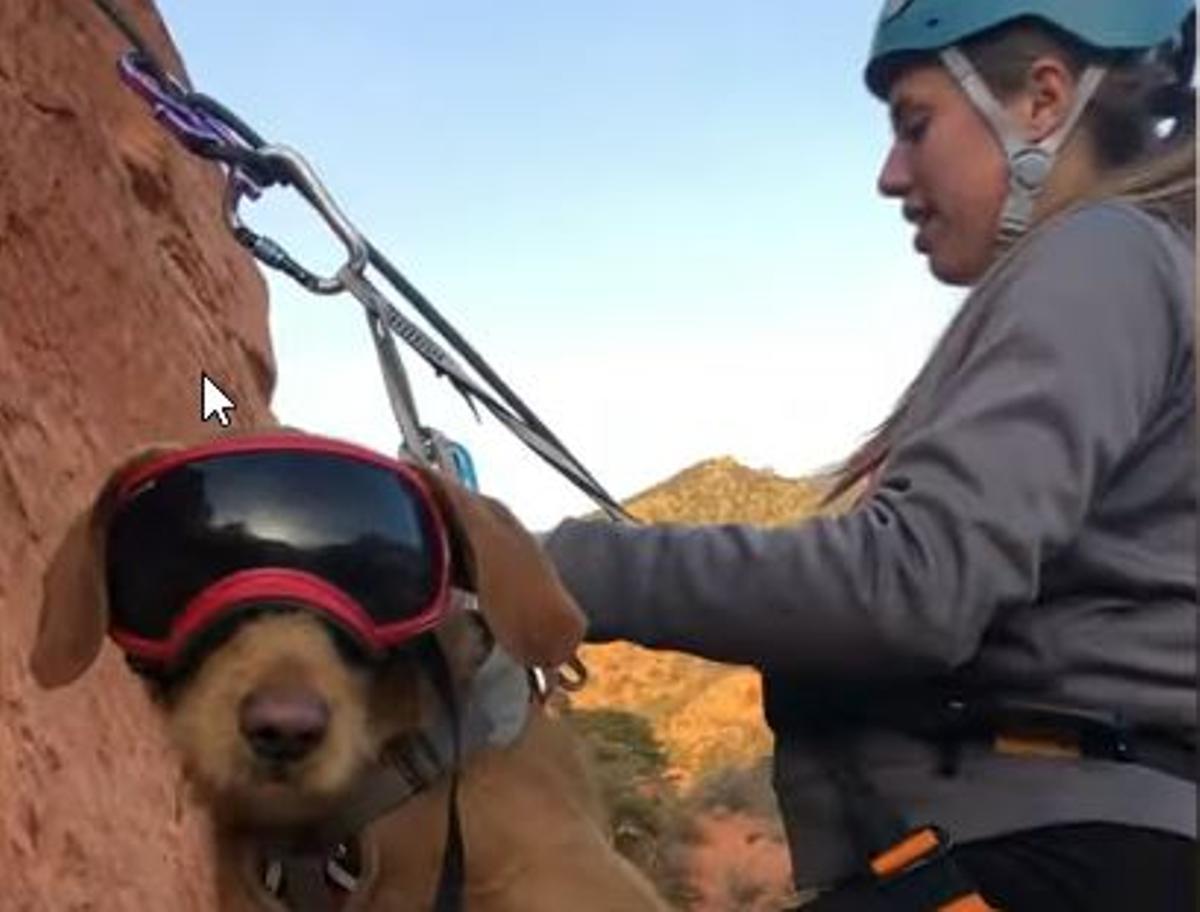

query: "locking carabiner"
xmin=224 ymin=144 xmax=370 ymax=295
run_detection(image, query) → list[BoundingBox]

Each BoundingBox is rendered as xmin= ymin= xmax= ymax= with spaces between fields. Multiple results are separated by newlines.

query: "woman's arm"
xmin=544 ymin=205 xmax=1191 ymax=677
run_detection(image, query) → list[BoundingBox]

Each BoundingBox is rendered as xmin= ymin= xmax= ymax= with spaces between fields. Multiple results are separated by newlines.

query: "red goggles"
xmin=106 ymin=434 xmax=452 ymax=676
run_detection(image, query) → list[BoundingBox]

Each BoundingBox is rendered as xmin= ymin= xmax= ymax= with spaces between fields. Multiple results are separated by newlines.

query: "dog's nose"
xmin=239 ymin=686 xmax=330 ymax=763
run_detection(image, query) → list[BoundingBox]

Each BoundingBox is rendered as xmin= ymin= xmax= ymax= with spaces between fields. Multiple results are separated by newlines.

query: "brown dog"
xmin=31 ymin=440 xmax=669 ymax=911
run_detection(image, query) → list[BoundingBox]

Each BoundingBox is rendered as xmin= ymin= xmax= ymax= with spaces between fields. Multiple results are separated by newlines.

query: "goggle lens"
xmin=106 ymin=444 xmax=449 ymax=668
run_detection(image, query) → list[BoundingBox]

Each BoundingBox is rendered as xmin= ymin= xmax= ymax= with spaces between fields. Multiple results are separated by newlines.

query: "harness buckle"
xmin=869 ymin=826 xmax=945 ymax=879
xmin=866 ymin=826 xmax=997 ymax=912
xmin=380 ymin=730 xmax=445 ymax=793
xmin=224 ymin=144 xmax=370 ymax=295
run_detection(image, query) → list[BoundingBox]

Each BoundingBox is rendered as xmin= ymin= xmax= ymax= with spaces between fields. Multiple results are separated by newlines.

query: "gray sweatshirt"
xmin=544 ymin=201 xmax=1197 ymax=886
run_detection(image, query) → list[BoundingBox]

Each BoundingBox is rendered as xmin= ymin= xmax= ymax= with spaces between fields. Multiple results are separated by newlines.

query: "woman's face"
xmin=876 ymin=63 xmax=1010 ymax=286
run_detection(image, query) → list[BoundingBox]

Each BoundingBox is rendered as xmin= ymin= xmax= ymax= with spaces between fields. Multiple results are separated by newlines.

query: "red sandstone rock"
xmin=1 ymin=1 xmax=275 ymax=907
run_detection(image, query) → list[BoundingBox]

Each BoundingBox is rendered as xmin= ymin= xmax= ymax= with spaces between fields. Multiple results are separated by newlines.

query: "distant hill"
xmin=621 ymin=456 xmax=828 ymax=526
xmin=572 ymin=457 xmax=833 ymax=782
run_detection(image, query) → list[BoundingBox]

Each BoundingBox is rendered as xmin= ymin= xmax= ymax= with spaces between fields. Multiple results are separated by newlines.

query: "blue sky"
xmin=152 ymin=1 xmax=960 ymax=526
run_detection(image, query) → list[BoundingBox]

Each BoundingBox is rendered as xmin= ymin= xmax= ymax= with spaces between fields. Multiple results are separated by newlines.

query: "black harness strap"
xmin=277 ymin=856 xmax=340 ymax=912
xmin=420 ymin=636 xmax=467 ymax=912
xmin=800 ymin=725 xmax=995 ymax=912
xmin=259 ymin=636 xmax=468 ymax=912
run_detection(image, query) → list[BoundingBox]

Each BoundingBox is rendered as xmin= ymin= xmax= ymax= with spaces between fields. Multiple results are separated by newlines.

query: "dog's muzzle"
xmin=105 ymin=433 xmax=455 ymax=677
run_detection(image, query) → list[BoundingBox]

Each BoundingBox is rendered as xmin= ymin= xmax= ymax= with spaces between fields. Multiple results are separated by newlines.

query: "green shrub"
xmin=687 ymin=757 xmax=783 ymax=839
xmin=565 ymin=708 xmax=700 ymax=907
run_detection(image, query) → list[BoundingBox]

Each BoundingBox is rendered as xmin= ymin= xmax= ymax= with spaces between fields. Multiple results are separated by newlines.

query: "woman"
xmin=543 ymin=2 xmax=1197 ymax=909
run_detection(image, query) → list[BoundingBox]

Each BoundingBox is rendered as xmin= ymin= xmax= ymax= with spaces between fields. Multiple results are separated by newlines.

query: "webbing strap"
xmin=363 ymin=305 xmax=430 ymax=467
xmin=809 ymin=728 xmax=910 ymax=864
xmin=421 ymin=636 xmax=467 ymax=912
xmin=798 ymin=857 xmax=993 ymax=912
xmin=804 ymin=730 xmax=994 ymax=912
xmin=940 ymin=46 xmax=1106 ymax=245
xmin=275 ymin=855 xmax=340 ymax=912
xmin=258 ymin=637 xmax=485 ymax=911
xmin=339 ymin=266 xmax=632 ymax=519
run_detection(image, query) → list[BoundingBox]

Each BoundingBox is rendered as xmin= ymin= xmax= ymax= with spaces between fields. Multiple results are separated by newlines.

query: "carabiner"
xmin=118 ymin=52 xmax=245 ymax=159
xmin=224 ymin=144 xmax=369 ymax=295
xmin=555 ymin=655 xmax=589 ymax=692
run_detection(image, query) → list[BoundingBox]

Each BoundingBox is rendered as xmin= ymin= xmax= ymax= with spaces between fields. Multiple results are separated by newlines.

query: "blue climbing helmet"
xmin=865 ymin=0 xmax=1196 ymax=244
xmin=866 ymin=1 xmax=1195 ymax=97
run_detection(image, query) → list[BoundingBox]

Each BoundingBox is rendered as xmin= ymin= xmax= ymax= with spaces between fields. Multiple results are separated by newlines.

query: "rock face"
xmin=1 ymin=1 xmax=275 ymax=907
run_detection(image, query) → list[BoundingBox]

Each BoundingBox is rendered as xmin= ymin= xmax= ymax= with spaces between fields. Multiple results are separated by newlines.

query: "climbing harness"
xmin=782 ymin=708 xmax=996 ymax=912
xmin=91 ymin=0 xmax=634 ymax=522
xmin=775 ymin=683 xmax=1198 ymax=911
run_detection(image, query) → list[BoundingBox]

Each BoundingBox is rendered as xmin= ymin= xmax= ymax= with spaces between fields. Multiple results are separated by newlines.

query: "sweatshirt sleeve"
xmin=543 ymin=205 xmax=1188 ymax=677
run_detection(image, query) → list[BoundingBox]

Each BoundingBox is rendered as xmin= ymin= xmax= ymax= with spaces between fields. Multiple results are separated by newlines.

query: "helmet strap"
xmin=940 ymin=46 xmax=1106 ymax=246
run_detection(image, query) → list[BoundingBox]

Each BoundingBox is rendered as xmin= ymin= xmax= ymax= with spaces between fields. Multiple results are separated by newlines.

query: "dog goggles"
xmin=106 ymin=434 xmax=452 ymax=673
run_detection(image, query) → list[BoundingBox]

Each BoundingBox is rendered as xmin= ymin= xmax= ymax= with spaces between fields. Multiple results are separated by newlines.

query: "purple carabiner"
xmin=117 ymin=53 xmax=264 ymax=201
xmin=117 ymin=53 xmax=242 ymax=160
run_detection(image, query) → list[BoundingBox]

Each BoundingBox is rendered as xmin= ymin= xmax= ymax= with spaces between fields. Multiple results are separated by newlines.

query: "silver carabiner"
xmin=224 ymin=144 xmax=369 ymax=295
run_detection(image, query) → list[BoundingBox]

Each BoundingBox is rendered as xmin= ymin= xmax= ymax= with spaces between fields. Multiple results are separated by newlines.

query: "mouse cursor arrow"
xmin=201 ymin=372 xmax=236 ymax=427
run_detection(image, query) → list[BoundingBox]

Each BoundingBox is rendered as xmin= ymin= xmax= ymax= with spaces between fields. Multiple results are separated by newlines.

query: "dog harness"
xmin=246 ymin=638 xmax=539 ymax=911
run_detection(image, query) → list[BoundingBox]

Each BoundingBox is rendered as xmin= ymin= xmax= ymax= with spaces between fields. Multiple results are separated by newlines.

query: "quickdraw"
xmin=91 ymin=0 xmax=635 ymax=522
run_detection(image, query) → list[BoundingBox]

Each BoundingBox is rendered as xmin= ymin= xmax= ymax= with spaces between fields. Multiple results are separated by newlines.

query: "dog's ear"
xmin=31 ymin=447 xmax=172 ymax=688
xmin=415 ymin=469 xmax=585 ymax=668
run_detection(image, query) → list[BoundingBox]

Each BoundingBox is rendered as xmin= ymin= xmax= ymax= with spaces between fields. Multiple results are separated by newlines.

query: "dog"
xmin=31 ymin=437 xmax=670 ymax=911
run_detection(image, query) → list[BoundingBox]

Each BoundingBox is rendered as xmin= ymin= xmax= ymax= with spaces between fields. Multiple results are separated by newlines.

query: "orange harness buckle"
xmin=866 ymin=826 xmax=998 ymax=912
xmin=870 ymin=826 xmax=944 ymax=878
